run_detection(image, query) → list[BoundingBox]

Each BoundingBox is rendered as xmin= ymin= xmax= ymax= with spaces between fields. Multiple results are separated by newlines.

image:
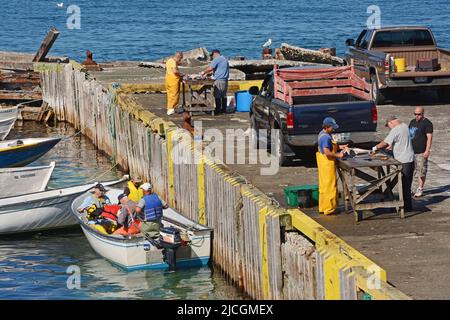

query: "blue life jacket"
xmin=143 ymin=194 xmax=163 ymax=221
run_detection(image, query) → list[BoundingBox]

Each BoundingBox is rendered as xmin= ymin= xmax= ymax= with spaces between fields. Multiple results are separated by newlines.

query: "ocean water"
xmin=0 ymin=121 xmax=244 ymax=300
xmin=0 ymin=0 xmax=449 ymax=62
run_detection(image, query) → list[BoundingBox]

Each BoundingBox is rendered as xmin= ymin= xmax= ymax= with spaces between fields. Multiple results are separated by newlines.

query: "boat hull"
xmin=0 ymin=106 xmax=19 ymax=141
xmin=80 ymin=224 xmax=211 ymax=271
xmin=0 ymin=177 xmax=127 ymax=235
xmin=0 ymin=162 xmax=55 ymax=197
xmin=0 ymin=137 xmax=61 ymax=168
xmin=0 ymin=193 xmax=77 ymax=235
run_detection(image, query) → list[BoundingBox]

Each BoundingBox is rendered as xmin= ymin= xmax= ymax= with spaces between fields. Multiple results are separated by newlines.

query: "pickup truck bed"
xmin=345 ymin=26 xmax=450 ymax=103
xmin=379 ymin=46 xmax=450 ymax=78
xmin=250 ymin=65 xmax=377 ymax=165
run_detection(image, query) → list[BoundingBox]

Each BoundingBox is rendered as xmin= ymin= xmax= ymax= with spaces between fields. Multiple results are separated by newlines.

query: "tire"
xmin=273 ymin=126 xmax=289 ymax=167
xmin=370 ymin=73 xmax=386 ymax=105
xmin=250 ymin=114 xmax=259 ymax=149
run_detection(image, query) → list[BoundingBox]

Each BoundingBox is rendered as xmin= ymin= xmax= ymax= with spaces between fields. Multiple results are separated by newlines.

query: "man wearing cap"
xmin=114 ymin=194 xmax=141 ymax=235
xmin=201 ymin=49 xmax=229 ymax=114
xmin=124 ymin=177 xmax=144 ymax=202
xmin=372 ymin=116 xmax=415 ymax=212
xmin=316 ymin=117 xmax=348 ymax=215
xmin=77 ymin=184 xmax=111 ymax=219
xmin=135 ymin=182 xmax=169 ymax=237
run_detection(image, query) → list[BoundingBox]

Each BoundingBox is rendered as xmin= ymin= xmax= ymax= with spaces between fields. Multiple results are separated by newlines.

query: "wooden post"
xmin=32 ymin=27 xmax=60 ymax=62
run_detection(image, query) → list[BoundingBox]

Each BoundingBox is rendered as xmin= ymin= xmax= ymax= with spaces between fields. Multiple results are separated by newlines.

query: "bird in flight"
xmin=56 ymin=2 xmax=64 ymax=8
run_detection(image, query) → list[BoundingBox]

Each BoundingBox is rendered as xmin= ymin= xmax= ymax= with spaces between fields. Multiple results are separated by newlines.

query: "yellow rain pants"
xmin=165 ymin=58 xmax=181 ymax=110
xmin=316 ymin=140 xmax=338 ymax=215
xmin=127 ymin=181 xmax=143 ymax=202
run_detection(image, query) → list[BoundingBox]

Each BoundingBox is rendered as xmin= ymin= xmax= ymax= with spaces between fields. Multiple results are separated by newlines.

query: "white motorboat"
xmin=0 ymin=176 xmax=127 ymax=235
xmin=71 ymin=187 xmax=213 ymax=271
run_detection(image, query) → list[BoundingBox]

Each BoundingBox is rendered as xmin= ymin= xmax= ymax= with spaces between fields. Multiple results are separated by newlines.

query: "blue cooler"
xmin=235 ymin=90 xmax=253 ymax=112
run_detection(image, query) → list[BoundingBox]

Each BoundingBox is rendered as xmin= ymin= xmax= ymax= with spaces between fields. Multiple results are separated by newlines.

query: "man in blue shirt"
xmin=316 ymin=117 xmax=348 ymax=215
xmin=201 ymin=49 xmax=229 ymax=114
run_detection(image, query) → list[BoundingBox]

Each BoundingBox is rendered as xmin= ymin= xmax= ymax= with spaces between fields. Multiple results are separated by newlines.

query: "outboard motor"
xmin=159 ymin=226 xmax=182 ymax=271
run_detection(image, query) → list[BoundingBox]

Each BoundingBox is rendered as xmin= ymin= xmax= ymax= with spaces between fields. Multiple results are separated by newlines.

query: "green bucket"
xmin=283 ymin=185 xmax=319 ymax=208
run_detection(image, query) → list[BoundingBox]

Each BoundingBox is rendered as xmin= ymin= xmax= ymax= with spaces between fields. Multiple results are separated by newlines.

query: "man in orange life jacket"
xmin=114 ymin=193 xmax=141 ymax=236
xmin=135 ymin=183 xmax=168 ymax=238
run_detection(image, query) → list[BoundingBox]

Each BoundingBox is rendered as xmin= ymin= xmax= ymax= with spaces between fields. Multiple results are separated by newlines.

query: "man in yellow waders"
xmin=316 ymin=117 xmax=348 ymax=215
xmin=124 ymin=177 xmax=144 ymax=202
xmin=165 ymin=51 xmax=184 ymax=115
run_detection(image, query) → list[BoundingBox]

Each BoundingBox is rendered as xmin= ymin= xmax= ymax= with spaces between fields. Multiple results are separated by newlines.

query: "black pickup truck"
xmin=248 ymin=66 xmax=378 ymax=166
xmin=345 ymin=26 xmax=450 ymax=103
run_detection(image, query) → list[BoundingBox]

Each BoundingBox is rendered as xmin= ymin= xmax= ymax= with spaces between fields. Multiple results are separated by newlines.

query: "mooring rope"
xmin=60 ymin=129 xmax=83 ymax=141
xmin=85 ymin=161 xmax=121 ymax=184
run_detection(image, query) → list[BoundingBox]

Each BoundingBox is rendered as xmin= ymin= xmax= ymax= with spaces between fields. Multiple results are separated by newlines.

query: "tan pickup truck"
xmin=344 ymin=26 xmax=450 ymax=104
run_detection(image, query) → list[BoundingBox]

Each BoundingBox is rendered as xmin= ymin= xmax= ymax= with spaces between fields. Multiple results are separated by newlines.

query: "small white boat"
xmin=0 ymin=176 xmax=127 ymax=236
xmin=0 ymin=105 xmax=19 ymax=140
xmin=0 ymin=161 xmax=55 ymax=197
xmin=71 ymin=188 xmax=213 ymax=271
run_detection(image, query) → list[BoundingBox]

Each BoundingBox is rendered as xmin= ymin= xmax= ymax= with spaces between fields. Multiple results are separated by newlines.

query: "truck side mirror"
xmin=345 ymin=39 xmax=355 ymax=46
xmin=248 ymin=86 xmax=259 ymax=95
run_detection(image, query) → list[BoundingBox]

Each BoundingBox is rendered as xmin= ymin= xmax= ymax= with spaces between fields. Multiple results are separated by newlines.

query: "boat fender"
xmin=92 ymin=224 xmax=108 ymax=235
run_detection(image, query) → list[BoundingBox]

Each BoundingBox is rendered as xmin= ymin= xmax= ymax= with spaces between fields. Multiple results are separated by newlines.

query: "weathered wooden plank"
xmin=0 ymin=90 xmax=42 ymax=100
xmin=33 ymin=27 xmax=60 ymax=62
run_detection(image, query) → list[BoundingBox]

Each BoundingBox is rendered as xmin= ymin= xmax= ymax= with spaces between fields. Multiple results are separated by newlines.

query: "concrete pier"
xmin=34 ymin=60 xmax=418 ymax=300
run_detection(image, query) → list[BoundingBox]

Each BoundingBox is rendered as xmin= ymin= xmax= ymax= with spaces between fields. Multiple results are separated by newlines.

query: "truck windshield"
xmin=372 ymin=29 xmax=434 ymax=48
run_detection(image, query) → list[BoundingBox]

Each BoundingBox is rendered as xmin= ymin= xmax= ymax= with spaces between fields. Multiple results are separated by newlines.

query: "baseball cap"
xmin=210 ymin=49 xmax=220 ymax=57
xmin=140 ymin=182 xmax=153 ymax=191
xmin=323 ymin=117 xmax=339 ymax=129
xmin=117 ymin=193 xmax=127 ymax=202
xmin=385 ymin=115 xmax=398 ymax=127
xmin=90 ymin=183 xmax=108 ymax=193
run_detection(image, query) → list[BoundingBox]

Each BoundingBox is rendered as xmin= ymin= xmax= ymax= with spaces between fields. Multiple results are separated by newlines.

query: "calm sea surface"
xmin=0 ymin=121 xmax=243 ymax=299
xmin=0 ymin=0 xmax=449 ymax=61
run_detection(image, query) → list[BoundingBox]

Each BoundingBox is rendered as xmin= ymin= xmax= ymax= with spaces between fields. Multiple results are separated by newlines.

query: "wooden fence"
xmin=38 ymin=61 xmax=410 ymax=300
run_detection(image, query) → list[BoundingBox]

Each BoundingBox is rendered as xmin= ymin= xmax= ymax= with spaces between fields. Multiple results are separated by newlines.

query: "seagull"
xmin=262 ymin=38 xmax=272 ymax=48
xmin=56 ymin=2 xmax=64 ymax=8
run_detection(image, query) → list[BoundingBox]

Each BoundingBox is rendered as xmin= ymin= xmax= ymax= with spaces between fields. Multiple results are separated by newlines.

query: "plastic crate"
xmin=283 ymin=185 xmax=319 ymax=208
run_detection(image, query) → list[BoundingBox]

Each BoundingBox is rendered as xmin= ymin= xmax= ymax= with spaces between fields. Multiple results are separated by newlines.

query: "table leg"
xmin=182 ymin=83 xmax=186 ymax=108
xmin=338 ymin=169 xmax=349 ymax=214
xmin=351 ymin=169 xmax=361 ymax=222
xmin=397 ymin=169 xmax=405 ymax=219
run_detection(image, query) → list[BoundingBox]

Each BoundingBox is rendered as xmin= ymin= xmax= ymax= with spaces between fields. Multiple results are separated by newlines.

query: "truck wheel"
xmin=273 ymin=127 xmax=289 ymax=167
xmin=250 ymin=115 xmax=259 ymax=149
xmin=437 ymin=88 xmax=450 ymax=103
xmin=370 ymin=74 xmax=386 ymax=105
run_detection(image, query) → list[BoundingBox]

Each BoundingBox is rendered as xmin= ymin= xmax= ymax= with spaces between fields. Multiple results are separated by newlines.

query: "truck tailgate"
xmin=290 ymin=101 xmax=376 ymax=135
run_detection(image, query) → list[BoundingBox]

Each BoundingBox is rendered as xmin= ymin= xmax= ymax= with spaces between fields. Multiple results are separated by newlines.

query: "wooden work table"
xmin=181 ymin=78 xmax=216 ymax=116
xmin=337 ymin=153 xmax=404 ymax=222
